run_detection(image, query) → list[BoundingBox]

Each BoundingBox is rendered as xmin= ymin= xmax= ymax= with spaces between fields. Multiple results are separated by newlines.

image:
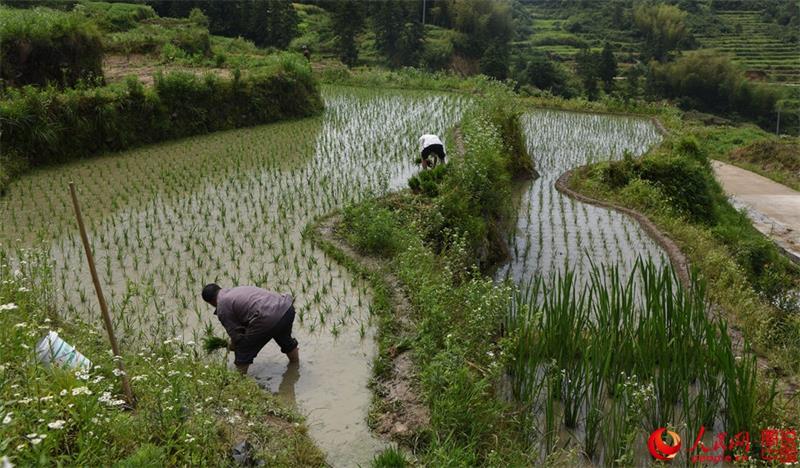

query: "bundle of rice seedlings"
xmin=203 ymin=335 xmax=229 ymax=354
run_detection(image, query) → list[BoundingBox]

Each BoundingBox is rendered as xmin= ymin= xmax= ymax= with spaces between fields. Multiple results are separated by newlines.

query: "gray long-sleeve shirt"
xmin=214 ymin=286 xmax=293 ymax=343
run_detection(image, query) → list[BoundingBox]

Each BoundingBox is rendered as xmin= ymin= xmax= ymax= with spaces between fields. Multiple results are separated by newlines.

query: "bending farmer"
xmin=202 ymin=284 xmax=299 ymax=375
xmin=419 ymin=134 xmax=446 ymax=169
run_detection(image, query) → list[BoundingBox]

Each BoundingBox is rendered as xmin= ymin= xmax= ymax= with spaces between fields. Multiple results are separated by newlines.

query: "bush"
xmin=408 ymin=164 xmax=448 ymax=197
xmin=106 ymin=18 xmax=212 ymax=57
xmin=421 ymin=34 xmax=455 ymax=72
xmin=342 ymin=200 xmax=404 ymax=257
xmin=73 ymin=1 xmax=156 ymax=32
xmin=0 ymin=6 xmax=104 ymax=88
xmin=603 ymin=149 xmax=715 ymax=224
xmin=638 ymin=155 xmax=716 ymax=223
xmin=647 ymin=51 xmax=783 ymax=130
xmin=0 ymin=53 xmax=322 ymax=171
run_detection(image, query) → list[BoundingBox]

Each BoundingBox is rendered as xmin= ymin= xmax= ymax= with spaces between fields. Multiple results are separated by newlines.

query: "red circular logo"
xmin=648 ymin=428 xmax=682 ymax=461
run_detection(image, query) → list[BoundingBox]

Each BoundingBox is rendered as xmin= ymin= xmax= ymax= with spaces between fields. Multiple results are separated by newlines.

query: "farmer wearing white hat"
xmin=418 ymin=134 xmax=446 ymax=169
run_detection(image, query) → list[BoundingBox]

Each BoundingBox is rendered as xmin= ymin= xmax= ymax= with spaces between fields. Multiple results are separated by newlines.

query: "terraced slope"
xmin=695 ymin=10 xmax=799 ymax=84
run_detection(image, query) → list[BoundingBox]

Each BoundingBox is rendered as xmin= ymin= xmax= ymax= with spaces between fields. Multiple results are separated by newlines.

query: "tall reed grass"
xmin=505 ymin=259 xmax=775 ymax=464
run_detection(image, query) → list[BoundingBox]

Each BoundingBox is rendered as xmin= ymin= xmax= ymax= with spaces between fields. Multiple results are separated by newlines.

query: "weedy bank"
xmin=0 ymin=52 xmax=321 ymax=195
xmin=0 ymin=248 xmax=324 ymax=466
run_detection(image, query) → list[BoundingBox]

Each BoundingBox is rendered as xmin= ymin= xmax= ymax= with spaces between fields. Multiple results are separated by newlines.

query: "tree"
xmin=147 ymin=1 xmax=298 ymax=49
xmin=633 ymin=3 xmax=690 ymax=62
xmin=371 ymin=0 xmax=424 ymax=67
xmin=259 ymin=0 xmax=299 ymax=48
xmin=450 ymin=0 xmax=513 ymax=60
xmin=480 ymin=41 xmax=509 ymax=79
xmin=575 ymin=48 xmax=600 ymax=100
xmin=331 ymin=0 xmax=363 ymax=67
xmin=598 ymin=43 xmax=618 ymax=92
xmin=516 ymin=52 xmax=575 ymax=98
xmin=622 ymin=63 xmax=644 ymax=102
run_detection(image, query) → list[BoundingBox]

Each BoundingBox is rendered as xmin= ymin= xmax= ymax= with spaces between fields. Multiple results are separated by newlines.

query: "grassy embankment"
xmin=309 ymin=86 xmax=538 ymax=465
xmin=0 ymin=249 xmax=325 ymax=466
xmin=0 ymin=3 xmax=324 ymax=195
xmin=0 ymin=6 xmax=104 ymax=88
xmin=0 ymin=53 xmax=320 ymax=195
xmin=698 ymin=126 xmax=799 ymax=191
xmin=570 ymin=122 xmax=800 ymax=383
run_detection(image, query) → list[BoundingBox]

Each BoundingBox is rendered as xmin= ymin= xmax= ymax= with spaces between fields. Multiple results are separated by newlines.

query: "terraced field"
xmin=695 ymin=10 xmax=800 ymax=84
xmin=515 ymin=5 xmax=797 ymax=85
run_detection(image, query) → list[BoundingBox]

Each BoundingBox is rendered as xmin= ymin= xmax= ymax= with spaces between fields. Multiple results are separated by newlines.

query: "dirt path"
xmin=103 ymin=54 xmax=231 ymax=86
xmin=712 ymin=160 xmax=800 ymax=264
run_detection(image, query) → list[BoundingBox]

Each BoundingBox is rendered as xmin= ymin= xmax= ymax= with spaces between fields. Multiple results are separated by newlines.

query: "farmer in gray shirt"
xmin=202 ymin=284 xmax=299 ymax=375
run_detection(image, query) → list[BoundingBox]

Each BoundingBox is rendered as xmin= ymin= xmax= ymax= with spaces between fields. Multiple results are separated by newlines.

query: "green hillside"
xmin=512 ymin=1 xmax=798 ymax=85
xmin=695 ymin=9 xmax=799 ymax=84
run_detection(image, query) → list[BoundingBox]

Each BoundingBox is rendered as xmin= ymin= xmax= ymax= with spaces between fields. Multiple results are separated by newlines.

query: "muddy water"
xmin=498 ymin=109 xmax=664 ymax=285
xmin=1 ymin=86 xmax=468 ymax=467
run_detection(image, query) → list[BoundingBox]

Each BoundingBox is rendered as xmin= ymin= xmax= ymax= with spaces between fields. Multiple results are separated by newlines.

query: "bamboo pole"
xmin=69 ymin=182 xmax=135 ymax=407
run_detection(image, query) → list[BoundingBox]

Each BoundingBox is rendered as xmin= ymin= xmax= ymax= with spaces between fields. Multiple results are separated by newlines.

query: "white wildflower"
xmin=71 ymin=386 xmax=92 ymax=396
xmin=112 ymin=368 xmax=126 ymax=377
xmin=47 ymin=420 xmax=66 ymax=430
xmin=0 ymin=303 xmax=19 ymax=311
xmin=2 ymin=412 xmax=12 ymax=425
xmin=1 ymin=455 xmax=13 ymax=468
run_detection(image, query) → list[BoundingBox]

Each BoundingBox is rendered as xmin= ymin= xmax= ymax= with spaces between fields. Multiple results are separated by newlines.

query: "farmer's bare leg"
xmin=235 ymin=363 xmax=250 ymax=375
xmin=287 ymin=347 xmax=299 ymax=363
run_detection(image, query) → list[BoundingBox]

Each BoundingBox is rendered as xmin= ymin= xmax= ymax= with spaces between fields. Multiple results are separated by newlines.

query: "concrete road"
xmin=712 ymin=160 xmax=800 ymax=263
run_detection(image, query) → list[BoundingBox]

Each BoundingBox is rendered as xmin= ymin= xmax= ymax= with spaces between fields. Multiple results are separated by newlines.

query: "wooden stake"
xmin=69 ymin=182 xmax=135 ymax=407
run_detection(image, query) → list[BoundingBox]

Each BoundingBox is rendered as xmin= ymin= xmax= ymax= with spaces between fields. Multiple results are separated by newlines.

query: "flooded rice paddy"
xmin=3 ymin=88 xmax=666 ymax=466
xmin=1 ymin=86 xmax=467 ymax=467
xmin=497 ymin=109 xmax=664 ymax=284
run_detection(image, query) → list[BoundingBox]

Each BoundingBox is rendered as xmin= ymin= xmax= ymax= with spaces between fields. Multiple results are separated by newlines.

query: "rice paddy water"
xmin=498 ymin=110 xmax=664 ymax=284
xmin=3 ymin=88 xmax=673 ymax=465
xmin=1 ymin=86 xmax=468 ymax=467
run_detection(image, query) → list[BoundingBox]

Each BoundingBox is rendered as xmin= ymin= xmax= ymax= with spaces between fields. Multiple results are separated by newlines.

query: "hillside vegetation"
xmin=0 ymin=6 xmax=103 ymax=87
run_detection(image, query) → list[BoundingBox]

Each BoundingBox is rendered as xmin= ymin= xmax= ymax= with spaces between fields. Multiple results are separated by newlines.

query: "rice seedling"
xmin=496 ymin=110 xmax=662 ymax=284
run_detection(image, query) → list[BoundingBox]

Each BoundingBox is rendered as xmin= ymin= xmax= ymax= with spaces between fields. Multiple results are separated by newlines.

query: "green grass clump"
xmin=343 ymin=200 xmax=405 ymax=257
xmin=74 ymin=1 xmax=156 ymax=32
xmin=0 ymin=53 xmax=322 ymax=173
xmin=0 ymin=5 xmax=103 ymax=88
xmin=0 ymin=248 xmax=325 ymax=466
xmin=372 ymin=446 xmax=408 ymax=467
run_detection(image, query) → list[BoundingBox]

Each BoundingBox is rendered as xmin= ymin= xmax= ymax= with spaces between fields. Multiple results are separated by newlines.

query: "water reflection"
xmin=277 ymin=361 xmax=300 ymax=403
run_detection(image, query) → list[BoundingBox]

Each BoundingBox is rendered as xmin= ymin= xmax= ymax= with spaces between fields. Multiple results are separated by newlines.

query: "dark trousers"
xmin=233 ymin=306 xmax=298 ymax=365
